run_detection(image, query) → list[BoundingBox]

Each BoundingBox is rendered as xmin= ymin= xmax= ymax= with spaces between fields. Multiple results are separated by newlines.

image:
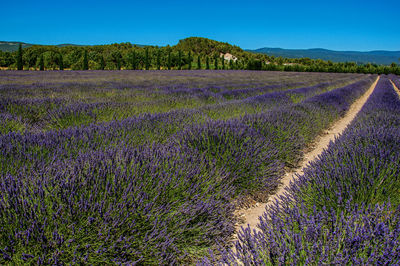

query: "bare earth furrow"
xmin=390 ymin=79 xmax=400 ymax=98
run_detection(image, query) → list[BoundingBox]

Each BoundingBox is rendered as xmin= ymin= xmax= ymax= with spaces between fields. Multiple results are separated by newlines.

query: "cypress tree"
xmin=178 ymin=50 xmax=182 ymax=70
xmin=156 ymin=49 xmax=161 ymax=70
xmin=188 ymin=51 xmax=192 ymax=70
xmin=197 ymin=55 xmax=201 ymax=70
xmin=229 ymin=59 xmax=233 ymax=70
xmin=221 ymin=56 xmax=225 ymax=70
xmin=131 ymin=51 xmax=137 ymax=70
xmin=167 ymin=50 xmax=171 ymax=70
xmin=145 ymin=47 xmax=150 ymax=70
xmin=59 ymin=54 xmax=64 ymax=70
xmin=83 ymin=50 xmax=89 ymax=70
xmin=39 ymin=54 xmax=44 ymax=71
xmin=17 ymin=43 xmax=23 ymax=70
xmin=116 ymin=57 xmax=121 ymax=70
xmin=100 ymin=56 xmax=105 ymax=70
xmin=206 ymin=56 xmax=210 ymax=70
xmin=214 ymin=55 xmax=218 ymax=70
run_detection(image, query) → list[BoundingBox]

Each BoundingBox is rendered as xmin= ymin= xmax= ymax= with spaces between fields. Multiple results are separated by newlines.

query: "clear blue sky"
xmin=1 ymin=0 xmax=399 ymax=51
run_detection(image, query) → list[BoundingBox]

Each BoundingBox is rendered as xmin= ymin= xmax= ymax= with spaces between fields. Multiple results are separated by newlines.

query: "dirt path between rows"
xmin=390 ymin=79 xmax=400 ymax=97
xmin=233 ymin=75 xmax=380 ymax=241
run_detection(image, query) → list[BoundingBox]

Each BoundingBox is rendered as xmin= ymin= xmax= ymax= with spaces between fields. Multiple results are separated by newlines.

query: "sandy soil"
xmin=233 ymin=76 xmax=380 ymax=240
xmin=390 ymin=79 xmax=400 ymax=97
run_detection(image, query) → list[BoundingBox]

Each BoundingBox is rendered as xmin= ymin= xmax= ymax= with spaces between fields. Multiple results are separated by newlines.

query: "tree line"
xmin=1 ymin=37 xmax=400 ymax=75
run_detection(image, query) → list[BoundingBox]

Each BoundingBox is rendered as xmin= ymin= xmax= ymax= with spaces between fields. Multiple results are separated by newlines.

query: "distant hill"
xmin=247 ymin=47 xmax=400 ymax=65
xmin=174 ymin=37 xmax=244 ymax=55
xmin=0 ymin=41 xmax=33 ymax=51
xmin=0 ymin=41 xmax=86 ymax=52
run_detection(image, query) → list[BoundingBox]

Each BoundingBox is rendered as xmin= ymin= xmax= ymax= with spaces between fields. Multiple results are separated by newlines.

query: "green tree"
xmin=100 ymin=56 xmax=105 ymax=70
xmin=38 ymin=54 xmax=44 ymax=71
xmin=59 ymin=54 xmax=64 ymax=70
xmin=145 ymin=47 xmax=150 ymax=70
xmin=17 ymin=44 xmax=23 ymax=70
xmin=116 ymin=57 xmax=121 ymax=70
xmin=131 ymin=51 xmax=137 ymax=70
xmin=42 ymin=51 xmax=59 ymax=70
xmin=229 ymin=59 xmax=233 ymax=69
xmin=0 ymin=51 xmax=15 ymax=68
xmin=156 ymin=49 xmax=161 ymax=70
xmin=221 ymin=56 xmax=225 ymax=70
xmin=110 ymin=50 xmax=122 ymax=70
xmin=83 ymin=50 xmax=89 ymax=70
xmin=206 ymin=56 xmax=210 ymax=69
xmin=214 ymin=55 xmax=218 ymax=70
xmin=21 ymin=48 xmax=39 ymax=69
xmin=197 ymin=55 xmax=201 ymax=70
xmin=188 ymin=51 xmax=192 ymax=70
xmin=167 ymin=50 xmax=171 ymax=70
xmin=178 ymin=50 xmax=182 ymax=70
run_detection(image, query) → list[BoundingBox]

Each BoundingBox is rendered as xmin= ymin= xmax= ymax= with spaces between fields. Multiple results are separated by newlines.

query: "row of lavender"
xmin=0 ymin=73 xmax=376 ymax=264
xmin=205 ymin=76 xmax=400 ymax=265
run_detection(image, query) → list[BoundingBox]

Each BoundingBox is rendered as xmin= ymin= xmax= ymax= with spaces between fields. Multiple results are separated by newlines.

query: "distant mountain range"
xmin=1 ymin=41 xmax=399 ymax=65
xmin=247 ymin=48 xmax=400 ymax=65
xmin=0 ymin=41 xmax=86 ymax=52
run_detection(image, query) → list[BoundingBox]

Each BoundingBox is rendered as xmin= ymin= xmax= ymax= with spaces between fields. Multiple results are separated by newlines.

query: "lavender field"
xmin=1 ymin=70 xmax=397 ymax=264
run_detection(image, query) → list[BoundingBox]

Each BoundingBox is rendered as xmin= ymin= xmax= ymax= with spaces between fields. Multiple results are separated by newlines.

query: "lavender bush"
xmin=0 ymin=144 xmax=236 ymax=264
xmin=170 ymin=120 xmax=283 ymax=201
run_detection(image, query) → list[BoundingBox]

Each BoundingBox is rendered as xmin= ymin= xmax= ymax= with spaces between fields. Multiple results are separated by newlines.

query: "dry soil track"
xmin=233 ymin=75 xmax=381 ymax=240
xmin=390 ymin=79 xmax=400 ymax=98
